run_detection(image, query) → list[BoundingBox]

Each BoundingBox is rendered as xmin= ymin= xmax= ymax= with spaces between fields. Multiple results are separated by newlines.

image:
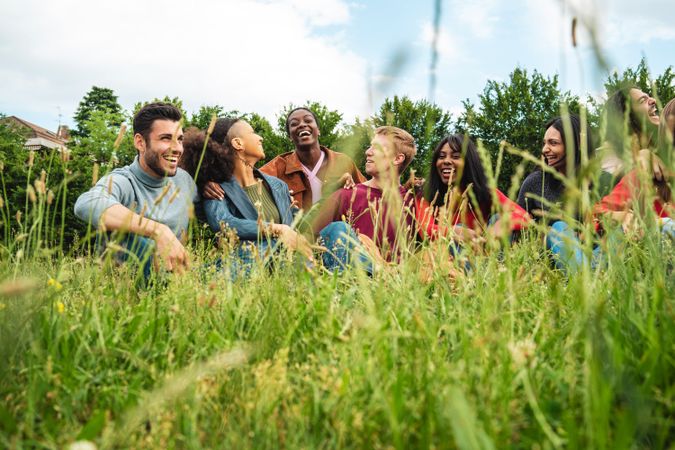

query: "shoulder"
xmin=260 ymin=173 xmax=289 ymax=191
xmin=99 ymin=166 xmax=134 ymax=189
xmin=173 ymin=167 xmax=196 ymax=186
xmin=521 ymin=171 xmax=543 ymax=186
xmin=262 ymin=152 xmax=295 ymax=166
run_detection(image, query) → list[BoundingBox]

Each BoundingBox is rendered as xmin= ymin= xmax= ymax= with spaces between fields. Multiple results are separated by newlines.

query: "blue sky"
xmin=1 ymin=0 xmax=673 ymax=133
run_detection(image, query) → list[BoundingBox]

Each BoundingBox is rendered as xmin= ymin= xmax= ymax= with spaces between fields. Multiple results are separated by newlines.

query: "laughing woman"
xmin=181 ymin=118 xmax=312 ymax=273
xmin=417 ymin=134 xmax=530 ymax=243
xmin=516 ymin=115 xmax=594 ymax=223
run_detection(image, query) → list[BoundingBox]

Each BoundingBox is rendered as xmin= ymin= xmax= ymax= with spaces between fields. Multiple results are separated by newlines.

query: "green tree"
xmin=372 ymin=95 xmax=453 ymax=179
xmin=603 ymin=57 xmax=675 ymax=106
xmin=73 ymin=86 xmax=123 ymax=138
xmin=71 ymin=110 xmax=135 ymax=167
xmin=455 ymin=67 xmax=580 ymax=191
xmin=243 ymin=112 xmax=290 ymax=164
xmin=132 ymin=96 xmax=189 ymax=122
xmin=188 ymin=105 xmax=225 ymax=130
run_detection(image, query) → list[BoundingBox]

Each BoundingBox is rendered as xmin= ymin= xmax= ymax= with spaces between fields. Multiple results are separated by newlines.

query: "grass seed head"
xmin=27 ymin=185 xmax=37 ymax=203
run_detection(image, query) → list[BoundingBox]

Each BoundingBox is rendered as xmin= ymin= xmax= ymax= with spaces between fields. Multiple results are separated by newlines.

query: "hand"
xmin=272 ymin=224 xmax=313 ymax=260
xmin=357 ymin=233 xmax=387 ymax=268
xmin=202 ymin=181 xmax=224 ymax=200
xmin=487 ymin=219 xmax=507 ymax=239
xmin=288 ymin=190 xmax=300 ymax=209
xmin=153 ymin=224 xmax=190 ymax=272
xmin=339 ymin=173 xmax=356 ymax=189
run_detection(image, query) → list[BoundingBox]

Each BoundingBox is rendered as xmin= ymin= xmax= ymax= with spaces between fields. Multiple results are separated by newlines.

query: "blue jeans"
xmin=104 ymin=234 xmax=156 ymax=281
xmin=662 ymin=218 xmax=675 ymax=240
xmin=546 ymin=221 xmax=603 ymax=275
xmin=318 ymin=222 xmax=372 ymax=273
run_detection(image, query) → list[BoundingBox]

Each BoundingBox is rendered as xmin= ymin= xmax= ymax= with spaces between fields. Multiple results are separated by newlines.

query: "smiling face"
xmin=434 ymin=142 xmax=463 ymax=186
xmin=287 ymin=109 xmax=320 ymax=148
xmin=364 ymin=134 xmax=395 ymax=177
xmin=135 ymin=119 xmax=183 ymax=178
xmin=230 ymin=120 xmax=265 ymax=164
xmin=542 ymin=126 xmax=566 ymax=171
xmin=630 ymin=88 xmax=660 ymax=127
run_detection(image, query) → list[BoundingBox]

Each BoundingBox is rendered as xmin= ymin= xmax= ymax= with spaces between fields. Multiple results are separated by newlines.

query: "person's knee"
xmin=320 ymin=221 xmax=354 ymax=245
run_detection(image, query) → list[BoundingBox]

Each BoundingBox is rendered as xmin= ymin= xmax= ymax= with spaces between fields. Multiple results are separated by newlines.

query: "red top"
xmin=415 ymin=188 xmax=531 ymax=239
xmin=315 ymin=183 xmax=417 ymax=261
xmin=593 ymin=169 xmax=671 ymax=224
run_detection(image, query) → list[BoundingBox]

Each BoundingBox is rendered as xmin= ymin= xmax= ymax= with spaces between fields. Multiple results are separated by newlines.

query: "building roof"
xmin=2 ymin=116 xmax=68 ymax=149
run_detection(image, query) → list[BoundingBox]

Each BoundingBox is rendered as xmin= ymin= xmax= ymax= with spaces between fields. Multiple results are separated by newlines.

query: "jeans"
xmin=545 ymin=221 xmax=603 ymax=274
xmin=318 ymin=221 xmax=373 ymax=273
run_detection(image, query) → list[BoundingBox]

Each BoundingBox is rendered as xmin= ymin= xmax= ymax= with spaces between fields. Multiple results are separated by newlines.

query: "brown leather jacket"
xmin=260 ymin=146 xmax=366 ymax=211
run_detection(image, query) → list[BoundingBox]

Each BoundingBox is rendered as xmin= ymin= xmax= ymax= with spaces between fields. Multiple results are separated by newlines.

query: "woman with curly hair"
xmin=181 ymin=118 xmax=313 ymax=272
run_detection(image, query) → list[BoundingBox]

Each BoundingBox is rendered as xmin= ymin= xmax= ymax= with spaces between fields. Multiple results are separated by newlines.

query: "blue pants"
xmin=545 ymin=221 xmax=603 ymax=274
xmin=547 ymin=218 xmax=675 ymax=275
xmin=318 ymin=222 xmax=373 ymax=273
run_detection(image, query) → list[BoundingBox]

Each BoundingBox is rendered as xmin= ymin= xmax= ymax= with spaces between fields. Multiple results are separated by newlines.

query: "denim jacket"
xmin=203 ymin=170 xmax=294 ymax=241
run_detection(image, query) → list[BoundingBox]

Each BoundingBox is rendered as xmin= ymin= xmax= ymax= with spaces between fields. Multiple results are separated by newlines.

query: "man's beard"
xmin=144 ymin=146 xmax=177 ymax=177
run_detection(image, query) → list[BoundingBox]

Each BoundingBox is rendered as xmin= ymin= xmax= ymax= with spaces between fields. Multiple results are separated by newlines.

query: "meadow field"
xmin=0 ymin=145 xmax=673 ymax=449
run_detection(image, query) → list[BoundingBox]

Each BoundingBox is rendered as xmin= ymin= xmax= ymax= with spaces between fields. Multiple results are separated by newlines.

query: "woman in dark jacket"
xmin=517 ymin=114 xmax=593 ymax=223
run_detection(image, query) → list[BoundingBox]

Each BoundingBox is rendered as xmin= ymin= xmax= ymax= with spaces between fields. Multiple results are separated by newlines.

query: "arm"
xmin=203 ymin=198 xmax=264 ymax=241
xmin=74 ymin=175 xmax=188 ymax=271
xmin=311 ymin=189 xmax=344 ymax=235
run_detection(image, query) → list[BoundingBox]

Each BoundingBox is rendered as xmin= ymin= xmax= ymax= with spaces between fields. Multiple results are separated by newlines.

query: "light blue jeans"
xmin=546 ymin=218 xmax=675 ymax=275
xmin=318 ymin=221 xmax=373 ymax=273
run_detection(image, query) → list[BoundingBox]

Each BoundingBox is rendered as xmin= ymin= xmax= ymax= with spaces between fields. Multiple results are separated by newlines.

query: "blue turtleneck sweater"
xmin=74 ymin=156 xmax=198 ymax=241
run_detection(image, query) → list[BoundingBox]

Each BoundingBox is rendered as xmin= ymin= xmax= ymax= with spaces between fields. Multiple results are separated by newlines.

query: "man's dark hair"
xmin=133 ymin=102 xmax=182 ymax=142
xmin=425 ymin=134 xmax=492 ymax=220
xmin=543 ymin=114 xmax=593 ymax=170
xmin=285 ymin=107 xmax=320 ymax=135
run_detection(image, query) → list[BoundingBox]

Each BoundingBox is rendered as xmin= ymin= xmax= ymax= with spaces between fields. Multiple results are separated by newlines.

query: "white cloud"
xmin=450 ymin=0 xmax=500 ymax=39
xmin=526 ymin=0 xmax=675 ymax=51
xmin=0 ymin=0 xmax=368 ymax=127
xmin=420 ymin=22 xmax=460 ymax=60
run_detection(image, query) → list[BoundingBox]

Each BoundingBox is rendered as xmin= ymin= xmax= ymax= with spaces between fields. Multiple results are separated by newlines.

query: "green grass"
xmin=0 ymin=225 xmax=673 ymax=449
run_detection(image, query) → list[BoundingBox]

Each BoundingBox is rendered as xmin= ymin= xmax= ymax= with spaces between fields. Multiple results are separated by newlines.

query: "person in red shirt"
xmin=416 ymin=134 xmax=530 ymax=244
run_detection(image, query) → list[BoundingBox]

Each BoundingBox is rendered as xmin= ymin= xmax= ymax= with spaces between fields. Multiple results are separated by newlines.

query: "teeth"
xmin=298 ymin=130 xmax=311 ymax=137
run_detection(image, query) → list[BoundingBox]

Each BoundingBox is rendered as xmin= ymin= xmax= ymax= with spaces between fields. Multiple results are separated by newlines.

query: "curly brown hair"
xmin=179 ymin=118 xmax=239 ymax=190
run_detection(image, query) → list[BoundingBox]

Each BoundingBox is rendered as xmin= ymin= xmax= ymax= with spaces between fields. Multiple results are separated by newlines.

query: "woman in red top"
xmin=416 ymin=134 xmax=530 ymax=243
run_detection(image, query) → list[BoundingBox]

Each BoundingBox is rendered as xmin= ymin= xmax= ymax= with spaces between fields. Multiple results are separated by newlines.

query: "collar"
xmin=130 ymin=156 xmax=167 ymax=188
xmin=284 ymin=146 xmax=334 ymax=175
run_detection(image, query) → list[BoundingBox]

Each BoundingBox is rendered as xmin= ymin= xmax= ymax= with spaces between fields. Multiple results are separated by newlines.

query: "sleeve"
xmin=516 ymin=173 xmax=536 ymax=213
xmin=311 ymin=189 xmax=345 ymax=235
xmin=415 ymin=197 xmax=440 ymax=240
xmin=495 ymin=190 xmax=531 ymax=231
xmin=593 ymin=172 xmax=635 ymax=215
xmin=73 ymin=173 xmax=134 ymax=226
xmin=203 ymin=198 xmax=263 ymax=241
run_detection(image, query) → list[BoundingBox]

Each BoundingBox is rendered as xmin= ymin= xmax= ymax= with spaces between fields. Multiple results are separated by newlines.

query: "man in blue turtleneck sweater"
xmin=75 ymin=102 xmax=198 ymax=274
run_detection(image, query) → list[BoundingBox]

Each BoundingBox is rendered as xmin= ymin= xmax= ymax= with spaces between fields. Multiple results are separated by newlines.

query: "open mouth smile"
xmin=298 ymin=130 xmax=312 ymax=138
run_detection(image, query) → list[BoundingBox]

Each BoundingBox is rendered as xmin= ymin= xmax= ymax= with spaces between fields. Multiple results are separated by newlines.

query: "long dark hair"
xmin=604 ymin=83 xmax=654 ymax=153
xmin=180 ymin=118 xmax=239 ymax=189
xmin=424 ymin=134 xmax=492 ymax=219
xmin=543 ymin=114 xmax=593 ymax=171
